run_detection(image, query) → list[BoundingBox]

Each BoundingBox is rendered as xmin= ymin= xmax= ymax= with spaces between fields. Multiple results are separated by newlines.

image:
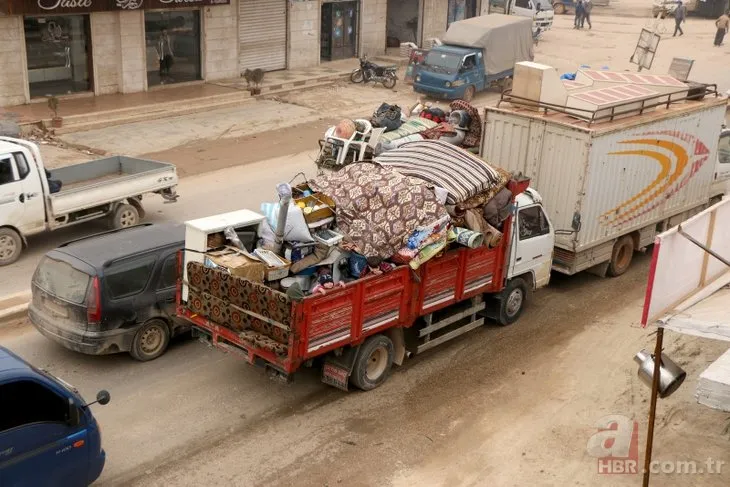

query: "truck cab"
xmin=0 ymin=346 xmax=110 ymax=486
xmin=509 ymin=188 xmax=554 ymax=291
xmin=488 ymin=0 xmax=555 ymax=30
xmin=414 ymin=46 xmax=486 ymax=100
xmin=713 ymin=128 xmax=730 ymax=197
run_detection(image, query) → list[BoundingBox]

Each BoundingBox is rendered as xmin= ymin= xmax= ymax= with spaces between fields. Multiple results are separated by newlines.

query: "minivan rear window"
xmin=33 ymin=257 xmax=91 ymax=305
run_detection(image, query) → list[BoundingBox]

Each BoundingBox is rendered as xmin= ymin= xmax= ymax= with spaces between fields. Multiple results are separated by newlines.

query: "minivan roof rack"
xmin=58 ymin=223 xmax=154 ymax=248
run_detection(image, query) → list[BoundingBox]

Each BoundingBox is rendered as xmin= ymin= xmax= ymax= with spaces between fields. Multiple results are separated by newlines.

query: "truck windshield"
xmin=424 ymin=51 xmax=462 ymax=74
xmin=33 ymin=257 xmax=91 ymax=305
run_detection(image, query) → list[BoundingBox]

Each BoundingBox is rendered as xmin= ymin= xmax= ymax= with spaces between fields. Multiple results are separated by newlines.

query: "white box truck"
xmin=481 ymin=91 xmax=729 ymax=277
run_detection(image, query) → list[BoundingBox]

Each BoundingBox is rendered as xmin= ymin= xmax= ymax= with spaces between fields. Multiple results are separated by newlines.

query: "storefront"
xmin=447 ymin=0 xmax=479 ymax=27
xmin=238 ymin=0 xmax=287 ymax=72
xmin=320 ymin=0 xmax=359 ymax=61
xmin=0 ymin=0 xmax=237 ymax=106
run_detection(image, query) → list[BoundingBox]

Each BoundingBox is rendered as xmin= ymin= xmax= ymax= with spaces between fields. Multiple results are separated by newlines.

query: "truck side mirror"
xmin=67 ymin=398 xmax=81 ymax=427
xmin=96 ymin=390 xmax=111 ymax=406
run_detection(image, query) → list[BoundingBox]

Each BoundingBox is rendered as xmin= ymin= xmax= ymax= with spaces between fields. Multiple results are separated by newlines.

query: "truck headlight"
xmin=445 ymin=81 xmax=452 ymax=88
xmin=416 ymin=75 xmax=421 ymax=82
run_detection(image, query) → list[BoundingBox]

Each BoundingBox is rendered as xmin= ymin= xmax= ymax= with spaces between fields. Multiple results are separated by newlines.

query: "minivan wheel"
xmin=110 ymin=203 xmax=139 ymax=230
xmin=130 ymin=319 xmax=170 ymax=362
xmin=0 ymin=228 xmax=22 ymax=266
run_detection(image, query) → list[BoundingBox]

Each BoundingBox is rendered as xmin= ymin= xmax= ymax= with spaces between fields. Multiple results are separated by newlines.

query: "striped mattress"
xmin=374 ymin=140 xmax=506 ymax=204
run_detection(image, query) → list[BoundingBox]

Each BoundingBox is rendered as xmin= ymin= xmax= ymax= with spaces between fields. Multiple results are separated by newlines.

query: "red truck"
xmin=176 ymin=178 xmax=555 ymax=391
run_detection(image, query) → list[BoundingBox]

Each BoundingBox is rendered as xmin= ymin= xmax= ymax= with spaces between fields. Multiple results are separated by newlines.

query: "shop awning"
xmin=1 ymin=0 xmax=229 ymax=16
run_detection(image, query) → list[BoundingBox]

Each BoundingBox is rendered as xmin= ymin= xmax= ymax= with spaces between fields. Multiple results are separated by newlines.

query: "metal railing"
xmin=496 ymin=83 xmax=720 ymax=125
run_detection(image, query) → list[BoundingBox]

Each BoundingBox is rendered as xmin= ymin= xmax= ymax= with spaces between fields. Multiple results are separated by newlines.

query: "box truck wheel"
xmin=109 ymin=203 xmax=139 ymax=229
xmin=498 ymin=278 xmax=527 ymax=326
xmin=350 ymin=334 xmax=394 ymax=391
xmin=463 ymin=85 xmax=476 ymax=102
xmin=607 ymin=235 xmax=634 ymax=277
xmin=0 ymin=228 xmax=22 ymax=266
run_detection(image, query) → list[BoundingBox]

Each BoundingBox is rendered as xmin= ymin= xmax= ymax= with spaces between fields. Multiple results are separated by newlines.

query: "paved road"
xmin=0 ymin=151 xmax=317 ymax=297
xmin=1 ymin=254 xmax=657 ymax=486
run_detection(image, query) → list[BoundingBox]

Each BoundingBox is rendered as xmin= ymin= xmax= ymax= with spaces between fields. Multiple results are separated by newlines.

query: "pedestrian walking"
xmin=673 ymin=0 xmax=686 ymax=37
xmin=582 ymin=0 xmax=593 ymax=29
xmin=574 ymin=0 xmax=585 ymax=29
xmin=714 ymin=11 xmax=729 ymax=46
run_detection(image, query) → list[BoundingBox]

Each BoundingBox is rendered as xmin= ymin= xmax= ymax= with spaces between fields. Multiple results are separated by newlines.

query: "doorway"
xmin=24 ymin=15 xmax=92 ymax=98
xmin=386 ymin=0 xmax=420 ymax=47
xmin=144 ymin=10 xmax=202 ymax=87
xmin=448 ymin=0 xmax=479 ymax=27
xmin=321 ymin=2 xmax=358 ymax=61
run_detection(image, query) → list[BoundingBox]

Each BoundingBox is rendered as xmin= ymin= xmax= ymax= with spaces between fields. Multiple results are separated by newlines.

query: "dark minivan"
xmin=29 ymin=223 xmax=187 ymax=361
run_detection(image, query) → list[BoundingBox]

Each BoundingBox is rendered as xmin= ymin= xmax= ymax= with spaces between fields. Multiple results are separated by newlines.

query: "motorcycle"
xmin=350 ymin=57 xmax=398 ymax=89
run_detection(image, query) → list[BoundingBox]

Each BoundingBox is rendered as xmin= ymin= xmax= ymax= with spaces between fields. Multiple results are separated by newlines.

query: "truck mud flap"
xmin=321 ymin=348 xmax=359 ymax=392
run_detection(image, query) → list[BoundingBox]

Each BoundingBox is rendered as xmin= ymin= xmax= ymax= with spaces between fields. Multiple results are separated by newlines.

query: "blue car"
xmin=0 ymin=346 xmax=110 ymax=486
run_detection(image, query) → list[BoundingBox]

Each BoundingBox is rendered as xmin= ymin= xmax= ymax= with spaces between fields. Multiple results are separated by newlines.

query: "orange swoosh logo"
xmin=602 ymin=139 xmax=688 ymax=225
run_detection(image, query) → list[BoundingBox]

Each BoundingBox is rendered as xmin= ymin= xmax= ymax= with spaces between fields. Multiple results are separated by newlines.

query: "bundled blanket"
xmin=309 ymin=163 xmax=448 ymax=260
xmin=379 ymin=116 xmax=438 ymax=143
xmin=374 ymin=140 xmax=508 ymax=204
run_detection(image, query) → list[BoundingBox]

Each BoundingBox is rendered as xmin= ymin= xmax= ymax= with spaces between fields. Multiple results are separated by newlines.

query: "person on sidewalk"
xmin=574 ymin=0 xmax=585 ymax=29
xmin=582 ymin=0 xmax=593 ymax=29
xmin=714 ymin=11 xmax=730 ymax=46
xmin=673 ymin=0 xmax=686 ymax=37
xmin=156 ymin=28 xmax=175 ymax=84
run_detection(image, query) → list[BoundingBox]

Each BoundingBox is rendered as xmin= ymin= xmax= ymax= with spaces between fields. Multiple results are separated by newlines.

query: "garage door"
xmin=239 ymin=0 xmax=287 ymax=72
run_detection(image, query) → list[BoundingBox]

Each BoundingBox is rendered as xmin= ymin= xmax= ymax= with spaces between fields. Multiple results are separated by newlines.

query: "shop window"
xmin=24 ymin=15 xmax=91 ymax=98
xmin=145 ymin=11 xmax=202 ymax=87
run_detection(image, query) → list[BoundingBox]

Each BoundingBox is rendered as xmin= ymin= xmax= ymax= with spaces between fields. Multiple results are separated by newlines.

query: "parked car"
xmin=0 ymin=345 xmax=110 ymax=486
xmin=29 ymin=223 xmax=188 ymax=361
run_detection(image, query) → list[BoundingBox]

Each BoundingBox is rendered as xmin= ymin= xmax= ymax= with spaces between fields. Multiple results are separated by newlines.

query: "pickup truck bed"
xmin=49 ymin=157 xmax=178 ymax=215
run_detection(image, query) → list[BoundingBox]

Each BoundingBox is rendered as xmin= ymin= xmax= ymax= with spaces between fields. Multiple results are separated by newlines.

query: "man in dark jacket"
xmin=581 ymin=0 xmax=593 ymax=29
xmin=574 ymin=0 xmax=585 ymax=29
xmin=673 ymin=0 xmax=686 ymax=37
xmin=714 ymin=11 xmax=729 ymax=46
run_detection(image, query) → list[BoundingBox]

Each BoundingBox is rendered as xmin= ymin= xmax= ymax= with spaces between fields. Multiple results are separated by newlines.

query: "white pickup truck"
xmin=0 ymin=137 xmax=178 ymax=265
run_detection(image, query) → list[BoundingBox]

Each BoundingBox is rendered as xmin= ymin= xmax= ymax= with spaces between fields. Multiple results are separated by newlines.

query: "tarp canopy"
xmin=642 ymin=197 xmax=730 ymax=340
xmin=442 ymin=14 xmax=534 ymax=75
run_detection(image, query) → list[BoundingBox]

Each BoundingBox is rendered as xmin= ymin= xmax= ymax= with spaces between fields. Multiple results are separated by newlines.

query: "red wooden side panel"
xmin=296 ymin=267 xmax=411 ymax=359
xmin=460 ymin=246 xmax=499 ymax=299
xmin=419 ymin=251 xmax=460 ymax=314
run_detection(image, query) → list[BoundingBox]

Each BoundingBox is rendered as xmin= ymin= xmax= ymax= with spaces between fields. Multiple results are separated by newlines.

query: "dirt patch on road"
xmin=141 ymin=117 xmax=336 ymax=178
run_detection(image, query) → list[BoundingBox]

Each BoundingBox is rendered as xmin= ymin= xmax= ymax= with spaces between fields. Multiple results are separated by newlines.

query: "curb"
xmin=0 ymin=291 xmax=31 ymax=329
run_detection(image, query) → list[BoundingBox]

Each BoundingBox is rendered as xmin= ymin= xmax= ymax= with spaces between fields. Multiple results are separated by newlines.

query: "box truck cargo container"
xmin=481 ymin=89 xmax=729 ymax=276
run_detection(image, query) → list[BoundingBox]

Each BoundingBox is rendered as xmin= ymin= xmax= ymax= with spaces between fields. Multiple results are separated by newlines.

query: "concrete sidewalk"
xmin=1 ymin=57 xmax=405 ymax=135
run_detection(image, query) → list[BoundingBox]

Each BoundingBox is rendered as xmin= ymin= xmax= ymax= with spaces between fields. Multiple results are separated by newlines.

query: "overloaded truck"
xmin=480 ymin=65 xmax=729 ymax=277
xmin=414 ymin=14 xmax=533 ymax=101
xmin=0 ymin=137 xmax=178 ymax=265
xmin=177 ymin=177 xmax=555 ymax=392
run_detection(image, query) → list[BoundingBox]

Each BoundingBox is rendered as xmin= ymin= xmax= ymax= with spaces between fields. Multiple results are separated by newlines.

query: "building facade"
xmin=0 ymin=0 xmax=481 ymax=107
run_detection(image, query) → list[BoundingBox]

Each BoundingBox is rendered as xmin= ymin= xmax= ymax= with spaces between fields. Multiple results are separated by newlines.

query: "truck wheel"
xmin=130 ymin=319 xmax=171 ymax=361
xmin=463 ymin=85 xmax=476 ymax=102
xmin=607 ymin=236 xmax=634 ymax=277
xmin=350 ymin=334 xmax=394 ymax=391
xmin=498 ymin=278 xmax=527 ymax=326
xmin=554 ymin=2 xmax=566 ymax=14
xmin=0 ymin=228 xmax=22 ymax=266
xmin=110 ymin=203 xmax=139 ymax=230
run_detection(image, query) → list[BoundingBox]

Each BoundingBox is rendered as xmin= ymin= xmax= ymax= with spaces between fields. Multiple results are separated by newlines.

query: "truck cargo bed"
xmin=48 ymin=156 xmax=178 ymax=215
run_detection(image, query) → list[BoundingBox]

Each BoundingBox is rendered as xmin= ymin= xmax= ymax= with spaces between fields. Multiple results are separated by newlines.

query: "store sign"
xmin=2 ymin=0 xmax=229 ymax=14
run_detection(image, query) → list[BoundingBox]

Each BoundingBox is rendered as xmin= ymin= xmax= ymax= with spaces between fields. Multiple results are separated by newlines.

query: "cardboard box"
xmin=294 ymin=192 xmax=336 ymax=225
xmin=206 ymin=247 xmax=266 ymax=282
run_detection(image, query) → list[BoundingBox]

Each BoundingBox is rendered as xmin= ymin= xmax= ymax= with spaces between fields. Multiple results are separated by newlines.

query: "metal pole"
xmin=642 ymin=327 xmax=664 ymax=487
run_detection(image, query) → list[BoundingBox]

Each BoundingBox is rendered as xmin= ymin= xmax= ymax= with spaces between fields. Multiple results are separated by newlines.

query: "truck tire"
xmin=554 ymin=2 xmax=566 ymax=14
xmin=109 ymin=203 xmax=139 ymax=230
xmin=350 ymin=334 xmax=394 ymax=391
xmin=463 ymin=85 xmax=476 ymax=102
xmin=498 ymin=278 xmax=527 ymax=326
xmin=607 ymin=235 xmax=634 ymax=277
xmin=0 ymin=228 xmax=22 ymax=266
xmin=130 ymin=319 xmax=171 ymax=361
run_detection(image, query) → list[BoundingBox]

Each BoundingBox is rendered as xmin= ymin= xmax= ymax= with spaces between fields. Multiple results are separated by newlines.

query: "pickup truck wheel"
xmin=463 ymin=85 xmax=476 ymax=102
xmin=130 ymin=319 xmax=170 ymax=361
xmin=498 ymin=278 xmax=527 ymax=326
xmin=607 ymin=235 xmax=634 ymax=277
xmin=0 ymin=228 xmax=22 ymax=266
xmin=110 ymin=203 xmax=139 ymax=229
xmin=350 ymin=335 xmax=394 ymax=391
